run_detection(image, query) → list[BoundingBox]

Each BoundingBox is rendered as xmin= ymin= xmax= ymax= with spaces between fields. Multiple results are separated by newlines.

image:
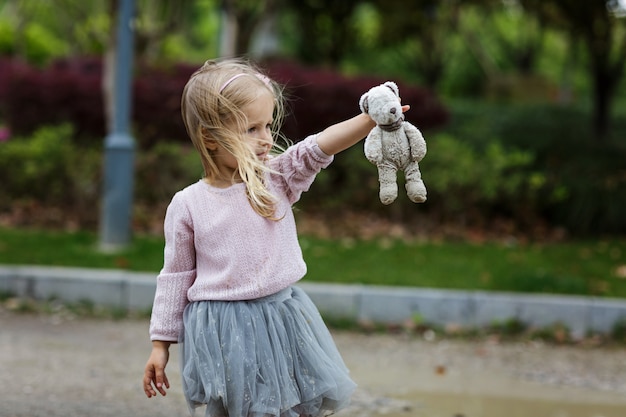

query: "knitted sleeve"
xmin=149 ymin=192 xmax=197 ymax=341
xmin=271 ymin=135 xmax=333 ymax=204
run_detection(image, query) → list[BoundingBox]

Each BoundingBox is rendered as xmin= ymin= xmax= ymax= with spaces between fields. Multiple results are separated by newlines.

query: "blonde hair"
xmin=181 ymin=58 xmax=285 ymax=219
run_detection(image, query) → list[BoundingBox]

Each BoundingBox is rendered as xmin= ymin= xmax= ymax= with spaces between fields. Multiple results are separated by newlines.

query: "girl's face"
xmin=208 ymin=88 xmax=275 ymax=187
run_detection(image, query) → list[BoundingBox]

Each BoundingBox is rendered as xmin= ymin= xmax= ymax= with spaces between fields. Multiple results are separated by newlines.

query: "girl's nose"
xmin=259 ymin=129 xmax=273 ymax=144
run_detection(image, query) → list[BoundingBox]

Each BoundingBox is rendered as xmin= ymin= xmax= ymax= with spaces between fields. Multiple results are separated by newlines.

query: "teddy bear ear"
xmin=384 ymin=81 xmax=400 ymax=97
xmin=359 ymin=94 xmax=369 ymax=114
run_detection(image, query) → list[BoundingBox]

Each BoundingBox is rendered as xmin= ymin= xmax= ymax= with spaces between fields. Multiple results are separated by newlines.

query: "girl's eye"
xmin=248 ymin=127 xmax=257 ymax=134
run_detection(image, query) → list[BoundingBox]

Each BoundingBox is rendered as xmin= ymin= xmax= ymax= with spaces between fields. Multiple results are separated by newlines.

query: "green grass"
xmin=300 ymin=237 xmax=626 ymax=297
xmin=0 ymin=228 xmax=165 ymax=271
xmin=1 ymin=227 xmax=625 ymax=298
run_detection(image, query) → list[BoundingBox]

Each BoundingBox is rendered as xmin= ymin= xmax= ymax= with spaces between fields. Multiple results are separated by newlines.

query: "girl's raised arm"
xmin=315 ymin=113 xmax=375 ymax=156
xmin=316 ymin=105 xmax=410 ymax=156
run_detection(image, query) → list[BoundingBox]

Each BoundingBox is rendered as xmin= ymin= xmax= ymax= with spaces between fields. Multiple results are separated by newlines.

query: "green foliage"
xmin=71 ymin=13 xmax=111 ymax=55
xmin=421 ymin=133 xmax=540 ymax=214
xmin=0 ymin=19 xmax=68 ymax=66
xmin=439 ymin=35 xmax=486 ymax=97
xmin=0 ymin=124 xmax=101 ymax=226
xmin=23 ymin=22 xmax=69 ymax=65
xmin=447 ymin=100 xmax=626 ymax=234
xmin=530 ymin=322 xmax=571 ymax=344
xmin=135 ymin=142 xmax=204 ymax=205
xmin=282 ymin=0 xmax=362 ymax=65
xmin=488 ymin=318 xmax=528 ymax=338
xmin=350 ymin=3 xmax=380 ymax=49
xmin=0 ymin=124 xmax=207 ymax=229
xmin=301 ymin=129 xmax=544 ymax=230
xmin=4 ymin=96 xmax=626 ymax=236
xmin=612 ymin=318 xmax=626 ymax=343
xmin=0 ymin=124 xmax=75 ymax=205
xmin=0 ymin=19 xmax=16 ymax=56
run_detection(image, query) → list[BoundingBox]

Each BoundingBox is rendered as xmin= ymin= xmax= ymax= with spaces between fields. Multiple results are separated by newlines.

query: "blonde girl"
xmin=143 ymin=58 xmax=407 ymax=417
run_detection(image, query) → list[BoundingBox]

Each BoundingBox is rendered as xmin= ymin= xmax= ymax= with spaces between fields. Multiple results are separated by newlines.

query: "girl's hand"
xmin=143 ymin=341 xmax=171 ymax=398
xmin=402 ymin=104 xmax=410 ymax=113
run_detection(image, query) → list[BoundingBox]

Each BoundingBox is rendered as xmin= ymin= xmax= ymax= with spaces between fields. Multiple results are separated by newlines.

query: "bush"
xmin=0 ymin=57 xmax=449 ymax=149
xmin=2 ymin=58 xmax=105 ymax=143
xmin=420 ymin=133 xmax=543 ymax=226
xmin=134 ymin=141 xmax=203 ymax=205
xmin=0 ymin=124 xmax=101 ymax=227
xmin=131 ymin=63 xmax=193 ymax=148
xmin=3 ymin=57 xmax=625 ymax=237
xmin=447 ymin=101 xmax=626 ymax=235
xmin=299 ymin=131 xmax=545 ymax=234
xmin=0 ymin=124 xmax=75 ymax=203
xmin=265 ymin=59 xmax=449 ymax=140
xmin=0 ymin=124 xmax=205 ymax=230
xmin=133 ymin=142 xmax=205 ymax=232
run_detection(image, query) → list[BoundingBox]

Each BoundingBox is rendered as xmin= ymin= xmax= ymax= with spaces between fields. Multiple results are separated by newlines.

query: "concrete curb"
xmin=2 ymin=265 xmax=626 ymax=337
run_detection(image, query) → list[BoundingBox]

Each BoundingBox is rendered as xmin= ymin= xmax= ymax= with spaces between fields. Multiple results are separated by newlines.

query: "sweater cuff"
xmin=311 ymin=134 xmax=334 ymax=160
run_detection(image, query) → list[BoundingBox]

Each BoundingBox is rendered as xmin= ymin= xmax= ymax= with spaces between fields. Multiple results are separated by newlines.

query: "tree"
xmin=283 ymin=0 xmax=362 ymax=66
xmin=521 ymin=0 xmax=626 ymax=143
xmin=219 ymin=0 xmax=281 ymax=57
xmin=462 ymin=1 xmax=546 ymax=76
xmin=367 ymin=0 xmax=462 ymax=89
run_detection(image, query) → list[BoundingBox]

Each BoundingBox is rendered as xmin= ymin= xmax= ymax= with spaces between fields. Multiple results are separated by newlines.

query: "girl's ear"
xmin=205 ymin=138 xmax=218 ymax=151
xmin=201 ymin=127 xmax=218 ymax=151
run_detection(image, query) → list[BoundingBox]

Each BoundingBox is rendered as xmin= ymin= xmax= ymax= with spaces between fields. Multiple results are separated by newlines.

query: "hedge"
xmin=0 ymin=57 xmax=448 ymax=148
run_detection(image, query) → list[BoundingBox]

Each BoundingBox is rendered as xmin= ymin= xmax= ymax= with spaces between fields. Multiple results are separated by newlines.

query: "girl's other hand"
xmin=143 ymin=341 xmax=171 ymax=398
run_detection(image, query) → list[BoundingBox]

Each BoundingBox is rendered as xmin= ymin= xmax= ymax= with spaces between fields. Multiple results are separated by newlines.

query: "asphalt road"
xmin=2 ymin=309 xmax=626 ymax=417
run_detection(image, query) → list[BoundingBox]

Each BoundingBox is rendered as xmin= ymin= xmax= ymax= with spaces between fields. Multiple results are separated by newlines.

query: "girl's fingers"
xmin=154 ymin=367 xmax=169 ymax=396
xmin=143 ymin=374 xmax=157 ymax=397
xmin=143 ymin=366 xmax=168 ymax=397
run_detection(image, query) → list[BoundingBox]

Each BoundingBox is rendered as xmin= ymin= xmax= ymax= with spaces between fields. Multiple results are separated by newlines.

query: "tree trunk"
xmin=219 ymin=7 xmax=238 ymax=57
xmin=592 ymin=72 xmax=611 ymax=143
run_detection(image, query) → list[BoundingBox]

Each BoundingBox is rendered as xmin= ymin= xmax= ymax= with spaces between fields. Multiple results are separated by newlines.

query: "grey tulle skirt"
xmin=179 ymin=286 xmax=356 ymax=417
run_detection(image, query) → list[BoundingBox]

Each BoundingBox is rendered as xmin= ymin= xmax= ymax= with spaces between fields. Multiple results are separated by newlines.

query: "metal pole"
xmin=99 ymin=0 xmax=136 ymax=251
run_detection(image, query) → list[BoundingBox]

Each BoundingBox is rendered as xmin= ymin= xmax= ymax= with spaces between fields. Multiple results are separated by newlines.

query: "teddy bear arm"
xmin=404 ymin=124 xmax=427 ymax=160
xmin=364 ymin=129 xmax=384 ymax=164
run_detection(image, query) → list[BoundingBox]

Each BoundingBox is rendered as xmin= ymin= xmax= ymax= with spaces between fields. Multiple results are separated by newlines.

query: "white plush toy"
xmin=360 ymin=81 xmax=427 ymax=205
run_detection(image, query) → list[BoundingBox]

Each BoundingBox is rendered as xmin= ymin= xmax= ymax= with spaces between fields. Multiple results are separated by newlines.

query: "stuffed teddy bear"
xmin=360 ymin=81 xmax=427 ymax=205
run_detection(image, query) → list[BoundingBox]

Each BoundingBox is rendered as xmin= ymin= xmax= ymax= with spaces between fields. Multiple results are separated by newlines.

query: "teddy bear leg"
xmin=404 ymin=162 xmax=427 ymax=203
xmin=377 ymin=164 xmax=398 ymax=205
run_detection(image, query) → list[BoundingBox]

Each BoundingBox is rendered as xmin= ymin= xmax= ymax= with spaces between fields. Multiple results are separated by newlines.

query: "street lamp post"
xmin=99 ymin=0 xmax=136 ymax=251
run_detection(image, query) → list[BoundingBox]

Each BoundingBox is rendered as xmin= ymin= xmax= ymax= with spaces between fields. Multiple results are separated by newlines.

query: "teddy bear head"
xmin=359 ymin=81 xmax=404 ymax=131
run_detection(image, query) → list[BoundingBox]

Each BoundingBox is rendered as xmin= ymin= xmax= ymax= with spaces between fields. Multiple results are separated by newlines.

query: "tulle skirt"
xmin=179 ymin=286 xmax=356 ymax=417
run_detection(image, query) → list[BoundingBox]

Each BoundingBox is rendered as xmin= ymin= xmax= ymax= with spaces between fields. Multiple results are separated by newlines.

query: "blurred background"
xmin=3 ymin=6 xmax=626 ymax=413
xmin=0 ymin=0 xmax=625 ymax=241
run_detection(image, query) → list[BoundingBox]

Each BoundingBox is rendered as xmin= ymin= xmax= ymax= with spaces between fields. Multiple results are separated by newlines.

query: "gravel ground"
xmin=2 ymin=309 xmax=626 ymax=417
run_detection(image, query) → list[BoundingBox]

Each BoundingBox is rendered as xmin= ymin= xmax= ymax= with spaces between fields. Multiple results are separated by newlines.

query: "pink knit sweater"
xmin=149 ymin=135 xmax=333 ymax=341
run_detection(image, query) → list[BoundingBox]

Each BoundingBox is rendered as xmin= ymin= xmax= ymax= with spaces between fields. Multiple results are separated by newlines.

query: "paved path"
xmin=2 ymin=309 xmax=626 ymax=417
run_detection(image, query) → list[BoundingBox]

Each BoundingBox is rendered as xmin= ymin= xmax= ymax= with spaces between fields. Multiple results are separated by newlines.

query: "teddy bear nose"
xmin=390 ymin=108 xmax=397 ymax=114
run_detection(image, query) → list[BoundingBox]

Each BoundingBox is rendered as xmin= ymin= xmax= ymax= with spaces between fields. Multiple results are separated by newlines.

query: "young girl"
xmin=143 ymin=58 xmax=407 ymax=417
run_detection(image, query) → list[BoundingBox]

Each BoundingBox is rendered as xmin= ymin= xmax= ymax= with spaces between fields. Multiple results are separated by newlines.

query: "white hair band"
xmin=219 ymin=73 xmax=272 ymax=93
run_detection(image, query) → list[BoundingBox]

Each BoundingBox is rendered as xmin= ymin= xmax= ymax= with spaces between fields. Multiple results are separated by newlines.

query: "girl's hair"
xmin=181 ymin=58 xmax=285 ymax=219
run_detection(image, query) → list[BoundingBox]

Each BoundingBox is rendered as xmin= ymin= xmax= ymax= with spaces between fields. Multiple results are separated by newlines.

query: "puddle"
xmin=401 ymin=391 xmax=626 ymax=417
xmin=335 ymin=333 xmax=626 ymax=417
